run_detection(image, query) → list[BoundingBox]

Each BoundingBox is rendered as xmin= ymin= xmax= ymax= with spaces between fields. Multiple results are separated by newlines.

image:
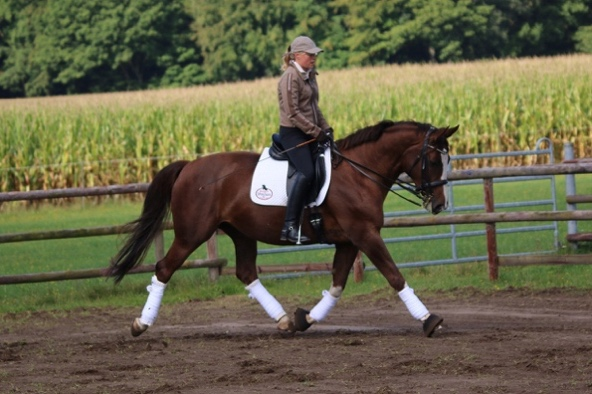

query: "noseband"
xmin=332 ymin=126 xmax=448 ymax=208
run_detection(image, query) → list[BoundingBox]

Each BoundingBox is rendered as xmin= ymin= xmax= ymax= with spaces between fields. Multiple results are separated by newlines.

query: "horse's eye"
xmin=429 ymin=153 xmax=443 ymax=166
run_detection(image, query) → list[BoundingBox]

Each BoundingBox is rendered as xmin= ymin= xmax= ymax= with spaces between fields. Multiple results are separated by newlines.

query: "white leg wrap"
xmin=309 ymin=288 xmax=340 ymax=323
xmin=398 ymin=283 xmax=430 ymax=321
xmin=246 ymin=279 xmax=286 ymax=321
xmin=139 ymin=275 xmax=167 ymax=326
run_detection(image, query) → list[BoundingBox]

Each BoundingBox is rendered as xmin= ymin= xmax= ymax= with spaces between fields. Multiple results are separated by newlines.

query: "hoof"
xmin=293 ymin=308 xmax=313 ymax=332
xmin=276 ymin=315 xmax=295 ymax=332
xmin=423 ymin=314 xmax=443 ymax=337
xmin=131 ymin=318 xmax=149 ymax=337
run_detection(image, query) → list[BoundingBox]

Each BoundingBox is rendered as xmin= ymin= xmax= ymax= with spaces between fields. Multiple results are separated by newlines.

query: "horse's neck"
xmin=353 ymin=138 xmax=410 ymax=182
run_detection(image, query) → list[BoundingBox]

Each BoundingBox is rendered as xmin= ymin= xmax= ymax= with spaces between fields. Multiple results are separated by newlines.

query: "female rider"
xmin=277 ymin=35 xmax=333 ymax=243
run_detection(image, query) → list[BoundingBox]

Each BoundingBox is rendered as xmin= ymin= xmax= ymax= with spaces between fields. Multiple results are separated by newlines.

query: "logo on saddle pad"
xmin=249 ymin=147 xmax=332 ymax=207
xmin=255 ymin=186 xmax=273 ymax=201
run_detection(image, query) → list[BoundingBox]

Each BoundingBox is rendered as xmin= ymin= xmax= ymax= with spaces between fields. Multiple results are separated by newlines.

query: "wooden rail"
xmin=499 ymin=254 xmax=591 ymax=266
xmin=0 ymin=258 xmax=227 ymax=285
xmin=384 ymin=210 xmax=592 ymax=227
xmin=0 ymin=223 xmax=172 ymax=243
xmin=0 ymin=183 xmax=149 ymax=202
xmin=566 ymin=195 xmax=592 ymax=204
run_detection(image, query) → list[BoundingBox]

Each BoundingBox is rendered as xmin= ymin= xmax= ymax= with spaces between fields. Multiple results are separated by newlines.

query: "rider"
xmin=277 ymin=35 xmax=333 ymax=243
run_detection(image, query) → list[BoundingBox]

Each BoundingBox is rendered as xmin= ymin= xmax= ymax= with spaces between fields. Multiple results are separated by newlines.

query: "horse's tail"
xmin=109 ymin=160 xmax=189 ymax=284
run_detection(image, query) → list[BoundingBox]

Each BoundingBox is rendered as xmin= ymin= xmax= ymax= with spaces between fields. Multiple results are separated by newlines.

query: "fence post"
xmin=564 ymin=142 xmax=578 ymax=249
xmin=353 ymin=251 xmax=364 ymax=282
xmin=484 ymin=178 xmax=499 ymax=280
xmin=206 ymin=232 xmax=220 ymax=281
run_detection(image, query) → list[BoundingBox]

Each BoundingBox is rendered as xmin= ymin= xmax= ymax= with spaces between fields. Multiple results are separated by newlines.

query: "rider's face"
xmin=294 ymin=52 xmax=317 ymax=71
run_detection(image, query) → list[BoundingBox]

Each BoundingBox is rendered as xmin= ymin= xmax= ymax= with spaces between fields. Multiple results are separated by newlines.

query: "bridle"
xmin=331 ymin=126 xmax=449 ymax=208
xmin=411 ymin=126 xmax=450 ymax=207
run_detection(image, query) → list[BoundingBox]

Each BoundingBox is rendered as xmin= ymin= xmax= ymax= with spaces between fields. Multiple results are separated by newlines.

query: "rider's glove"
xmin=317 ymin=128 xmax=334 ymax=143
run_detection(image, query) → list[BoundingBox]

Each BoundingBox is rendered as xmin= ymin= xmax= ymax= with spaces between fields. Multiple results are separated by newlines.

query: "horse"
xmin=109 ymin=120 xmax=458 ymax=338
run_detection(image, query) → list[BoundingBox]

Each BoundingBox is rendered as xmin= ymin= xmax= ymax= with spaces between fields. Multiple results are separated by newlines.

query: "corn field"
xmin=1 ymin=54 xmax=590 ymax=193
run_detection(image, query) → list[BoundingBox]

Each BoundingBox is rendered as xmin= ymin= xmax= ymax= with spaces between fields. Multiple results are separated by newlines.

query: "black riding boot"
xmin=280 ymin=172 xmax=311 ymax=243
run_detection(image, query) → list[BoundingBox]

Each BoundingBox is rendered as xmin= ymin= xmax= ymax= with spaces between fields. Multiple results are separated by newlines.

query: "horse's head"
xmin=334 ymin=120 xmax=458 ymax=214
xmin=403 ymin=125 xmax=458 ymax=214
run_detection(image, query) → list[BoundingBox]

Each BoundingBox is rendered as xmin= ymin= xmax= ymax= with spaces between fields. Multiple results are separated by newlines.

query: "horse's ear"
xmin=444 ymin=125 xmax=460 ymax=138
xmin=432 ymin=125 xmax=459 ymax=141
xmin=441 ymin=125 xmax=459 ymax=139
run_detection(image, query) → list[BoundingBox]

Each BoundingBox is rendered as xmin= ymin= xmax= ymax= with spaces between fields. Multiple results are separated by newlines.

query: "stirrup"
xmin=280 ymin=224 xmax=310 ymax=244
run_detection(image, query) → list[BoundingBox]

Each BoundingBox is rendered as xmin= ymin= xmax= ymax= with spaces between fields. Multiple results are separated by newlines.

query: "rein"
xmin=331 ymin=147 xmax=423 ymax=206
xmin=331 ymin=126 xmax=447 ymax=207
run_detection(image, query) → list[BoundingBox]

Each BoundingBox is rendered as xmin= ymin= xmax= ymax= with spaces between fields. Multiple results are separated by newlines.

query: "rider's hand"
xmin=317 ymin=128 xmax=333 ymax=143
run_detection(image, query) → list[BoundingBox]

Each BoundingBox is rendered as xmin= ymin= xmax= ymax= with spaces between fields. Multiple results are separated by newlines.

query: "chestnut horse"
xmin=109 ymin=120 xmax=458 ymax=337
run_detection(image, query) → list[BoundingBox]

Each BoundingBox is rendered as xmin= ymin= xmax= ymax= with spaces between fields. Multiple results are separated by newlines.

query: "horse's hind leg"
xmin=132 ymin=230 xmax=214 ymax=337
xmin=223 ymin=225 xmax=294 ymax=332
xmin=293 ymin=243 xmax=359 ymax=332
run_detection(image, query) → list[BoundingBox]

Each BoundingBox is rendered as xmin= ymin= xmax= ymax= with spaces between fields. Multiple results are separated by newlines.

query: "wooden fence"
xmin=0 ymin=184 xmax=228 ymax=284
xmin=386 ymin=163 xmax=592 ymax=280
xmin=1 ymin=162 xmax=591 ymax=284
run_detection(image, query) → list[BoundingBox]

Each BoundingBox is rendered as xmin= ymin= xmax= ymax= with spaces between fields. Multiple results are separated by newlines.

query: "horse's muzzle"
xmin=418 ymin=180 xmax=449 ymax=214
xmin=422 ymin=194 xmax=448 ymax=215
xmin=431 ymin=203 xmax=446 ymax=214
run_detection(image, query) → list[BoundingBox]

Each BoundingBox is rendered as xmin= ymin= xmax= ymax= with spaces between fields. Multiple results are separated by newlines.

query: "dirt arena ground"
xmin=2 ymin=288 xmax=591 ymax=394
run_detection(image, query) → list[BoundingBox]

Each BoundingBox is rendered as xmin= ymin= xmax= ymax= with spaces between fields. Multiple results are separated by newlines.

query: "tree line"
xmin=1 ymin=0 xmax=591 ymax=98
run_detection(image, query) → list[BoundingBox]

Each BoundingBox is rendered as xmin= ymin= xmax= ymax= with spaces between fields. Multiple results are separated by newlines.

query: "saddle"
xmin=268 ymin=133 xmax=327 ymax=203
xmin=249 ymin=134 xmax=332 ymax=243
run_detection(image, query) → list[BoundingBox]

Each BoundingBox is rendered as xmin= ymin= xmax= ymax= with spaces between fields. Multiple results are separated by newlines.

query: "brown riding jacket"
xmin=278 ymin=63 xmax=330 ymax=138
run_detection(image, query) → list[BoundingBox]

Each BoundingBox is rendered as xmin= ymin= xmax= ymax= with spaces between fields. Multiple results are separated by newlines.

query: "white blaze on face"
xmin=422 ymin=147 xmax=450 ymax=213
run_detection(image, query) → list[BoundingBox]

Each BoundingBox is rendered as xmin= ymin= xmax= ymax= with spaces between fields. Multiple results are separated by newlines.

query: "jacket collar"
xmin=290 ymin=60 xmax=311 ymax=80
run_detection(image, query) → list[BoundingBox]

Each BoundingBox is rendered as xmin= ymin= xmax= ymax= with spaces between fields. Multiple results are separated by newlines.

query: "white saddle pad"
xmin=250 ymin=147 xmax=331 ymax=207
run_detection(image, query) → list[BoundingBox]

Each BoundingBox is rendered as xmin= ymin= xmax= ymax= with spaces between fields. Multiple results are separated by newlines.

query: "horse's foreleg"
xmin=397 ymin=283 xmax=443 ymax=337
xmin=358 ymin=233 xmax=443 ymax=337
xmin=245 ymin=279 xmax=293 ymax=331
xmin=293 ymin=243 xmax=358 ymax=332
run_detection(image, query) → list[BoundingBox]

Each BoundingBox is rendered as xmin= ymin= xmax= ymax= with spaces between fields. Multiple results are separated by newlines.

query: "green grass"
xmin=0 ymin=176 xmax=590 ymax=314
xmin=0 ymin=258 xmax=590 ymax=315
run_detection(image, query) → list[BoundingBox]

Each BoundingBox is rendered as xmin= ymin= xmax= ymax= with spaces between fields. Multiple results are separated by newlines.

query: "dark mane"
xmin=336 ymin=120 xmax=432 ymax=151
